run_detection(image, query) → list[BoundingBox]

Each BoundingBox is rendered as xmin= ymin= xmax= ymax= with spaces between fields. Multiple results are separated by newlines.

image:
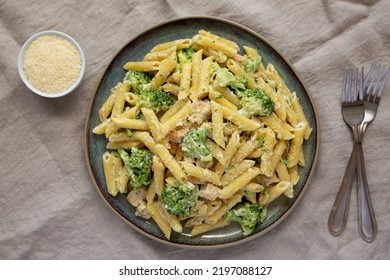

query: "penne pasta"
xmin=92 ymin=30 xmax=312 ymax=239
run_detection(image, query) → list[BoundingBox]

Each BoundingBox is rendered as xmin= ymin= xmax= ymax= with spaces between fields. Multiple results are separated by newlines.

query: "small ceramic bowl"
xmin=18 ymin=30 xmax=85 ymax=98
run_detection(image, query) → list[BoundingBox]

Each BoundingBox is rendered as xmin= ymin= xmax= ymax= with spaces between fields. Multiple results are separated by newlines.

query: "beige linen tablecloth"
xmin=1 ymin=0 xmax=389 ymax=259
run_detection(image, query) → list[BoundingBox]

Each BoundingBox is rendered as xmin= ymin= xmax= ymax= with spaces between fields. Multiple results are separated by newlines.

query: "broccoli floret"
xmin=136 ymin=89 xmax=175 ymax=113
xmin=226 ymin=202 xmax=267 ymax=236
xmin=238 ymin=87 xmax=274 ymax=117
xmin=124 ymin=70 xmax=152 ymax=94
xmin=162 ymin=181 xmax=199 ymax=218
xmin=118 ymin=148 xmax=152 ymax=189
xmin=210 ymin=62 xmax=247 ymax=91
xmin=180 ymin=128 xmax=212 ymax=162
xmin=244 ymin=57 xmax=260 ymax=73
xmin=176 ymin=47 xmax=195 ymax=71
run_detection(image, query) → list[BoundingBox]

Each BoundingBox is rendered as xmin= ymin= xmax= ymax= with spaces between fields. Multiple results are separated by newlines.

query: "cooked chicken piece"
xmin=199 ymin=183 xmax=220 ymax=201
xmin=188 ymin=100 xmax=211 ymax=124
xmin=167 ymin=126 xmax=189 ymax=143
xmin=135 ymin=201 xmax=151 ymax=219
xmin=126 ymin=187 xmax=147 ymax=207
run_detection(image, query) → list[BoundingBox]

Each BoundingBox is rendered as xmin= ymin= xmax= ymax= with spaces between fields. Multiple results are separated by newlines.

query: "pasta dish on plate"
xmin=92 ymin=30 xmax=312 ymax=239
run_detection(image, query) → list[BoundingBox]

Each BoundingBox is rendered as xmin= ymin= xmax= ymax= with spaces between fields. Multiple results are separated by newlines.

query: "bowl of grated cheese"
xmin=18 ymin=30 xmax=85 ymax=98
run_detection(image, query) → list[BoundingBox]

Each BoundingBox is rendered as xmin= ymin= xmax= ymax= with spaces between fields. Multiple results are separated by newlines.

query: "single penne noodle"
xmin=261 ymin=140 xmax=286 ymax=177
xmin=209 ymin=86 xmax=238 ymax=111
xmin=191 ymin=219 xmax=230 ymax=236
xmin=243 ymin=45 xmax=259 ymax=58
xmin=102 ymin=152 xmax=118 ymax=196
xmin=123 ymin=61 xmax=160 ymax=71
xmin=220 ymin=130 xmax=240 ymax=166
xmin=110 ymin=151 xmax=124 ymax=192
xmin=195 ymin=35 xmax=237 ymax=57
xmin=92 ymin=118 xmax=111 ymax=134
xmin=210 ymin=101 xmax=225 ymax=148
xmin=205 ymin=204 xmax=229 ymax=225
xmin=285 ymin=105 xmax=299 ymax=128
xmin=117 ymin=105 xmax=139 ymax=119
xmin=178 ymin=62 xmax=192 ymax=100
xmin=150 ymin=38 xmax=191 ymax=52
xmin=152 ymin=156 xmax=165 ymax=196
xmin=116 ymin=166 xmax=129 ymax=194
xmin=206 ymin=200 xmax=223 ymax=216
xmin=111 ymin=91 xmax=126 ymax=118
xmin=123 ymin=92 xmax=137 ymax=106
xmin=146 ymin=181 xmax=156 ymax=204
xmin=150 ymin=57 xmax=177 ymax=90
xmin=291 ymin=93 xmax=312 ymax=139
xmin=260 ymin=127 xmax=278 ymax=156
xmin=259 ymin=181 xmax=292 ymax=205
xmin=147 ymin=201 xmax=171 ymax=240
xmin=275 ymin=161 xmax=290 ymax=182
xmin=160 ymin=98 xmax=189 ymax=124
xmin=247 ymin=147 xmax=264 ymax=158
xmin=180 ymin=162 xmax=221 ymax=186
xmin=205 ymin=139 xmax=225 ymax=164
xmin=162 ymin=83 xmax=180 ymax=95
xmin=156 ymin=200 xmax=183 ymax=233
xmin=242 ymin=182 xmax=264 ymax=193
xmin=189 ymin=49 xmax=203 ymax=97
xmin=298 ymin=146 xmax=305 ymax=167
xmin=218 ymin=167 xmax=261 ymax=200
xmin=203 ymin=47 xmax=227 ymax=63
xmin=276 ymin=161 xmax=293 ymax=198
xmin=258 ymin=113 xmax=295 ymax=140
xmin=287 ymin=122 xmax=307 ymax=168
xmin=141 ymin=107 xmax=161 ymax=140
xmin=212 ymin=85 xmax=241 ymax=107
xmin=108 ymin=131 xmax=140 ymax=142
xmin=106 ymin=140 xmax=142 ymax=150
xmin=266 ymin=64 xmax=293 ymax=97
xmin=199 ymin=30 xmax=239 ymax=50
xmin=220 ymin=159 xmax=256 ymax=185
xmin=167 ymin=71 xmax=181 ymax=84
xmin=288 ymin=165 xmax=299 ymax=185
xmin=143 ymin=46 xmax=177 ymax=62
xmin=111 ymin=117 xmax=149 ymax=130
xmin=230 ymin=139 xmax=258 ymax=165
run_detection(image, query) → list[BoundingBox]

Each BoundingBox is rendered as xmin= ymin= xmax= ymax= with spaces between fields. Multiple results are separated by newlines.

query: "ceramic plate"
xmin=85 ymin=16 xmax=319 ymax=248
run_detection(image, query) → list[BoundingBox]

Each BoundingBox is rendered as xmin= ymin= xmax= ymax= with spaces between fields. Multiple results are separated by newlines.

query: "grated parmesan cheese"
xmin=23 ymin=34 xmax=81 ymax=94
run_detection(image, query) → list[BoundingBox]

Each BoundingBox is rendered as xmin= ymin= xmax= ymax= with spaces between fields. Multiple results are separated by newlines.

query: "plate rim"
xmin=84 ymin=15 xmax=320 ymax=249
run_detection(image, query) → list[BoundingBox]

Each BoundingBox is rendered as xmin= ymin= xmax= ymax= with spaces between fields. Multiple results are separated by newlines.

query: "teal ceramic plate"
xmin=85 ymin=16 xmax=319 ymax=248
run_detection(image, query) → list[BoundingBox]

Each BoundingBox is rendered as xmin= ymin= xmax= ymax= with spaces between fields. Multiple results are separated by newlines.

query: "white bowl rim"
xmin=18 ymin=30 xmax=86 ymax=98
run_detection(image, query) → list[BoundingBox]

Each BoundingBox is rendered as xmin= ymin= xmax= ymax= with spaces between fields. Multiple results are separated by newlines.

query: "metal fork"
xmin=328 ymin=67 xmax=366 ymax=238
xmin=328 ymin=65 xmax=389 ymax=242
xmin=356 ymin=65 xmax=389 ymax=242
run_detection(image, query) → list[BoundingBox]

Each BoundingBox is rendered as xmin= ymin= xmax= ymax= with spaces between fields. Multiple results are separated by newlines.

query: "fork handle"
xmin=355 ymin=142 xmax=377 ymax=242
xmin=328 ymin=146 xmax=356 ymax=236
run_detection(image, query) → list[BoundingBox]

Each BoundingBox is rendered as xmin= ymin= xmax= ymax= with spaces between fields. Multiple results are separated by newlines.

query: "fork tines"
xmin=364 ymin=64 xmax=390 ymax=102
xmin=342 ymin=67 xmax=364 ymax=104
